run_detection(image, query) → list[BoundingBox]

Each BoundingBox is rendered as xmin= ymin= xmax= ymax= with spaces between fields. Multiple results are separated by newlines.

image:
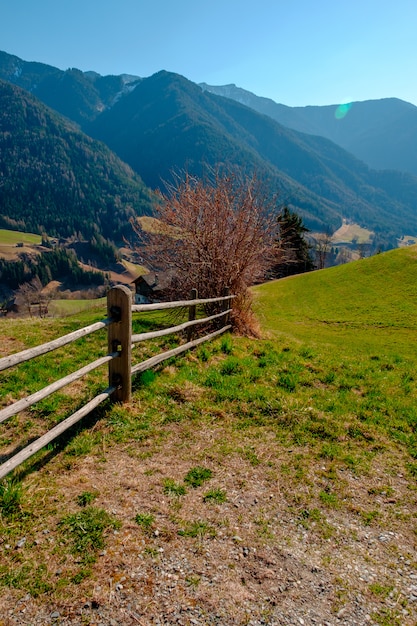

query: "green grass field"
xmin=0 ymin=247 xmax=416 ymax=623
xmin=0 ymin=229 xmax=42 ymax=261
xmin=254 ymin=245 xmax=417 ymax=356
xmin=0 ymin=229 xmax=42 ymax=246
xmin=49 ymin=297 xmax=107 ymax=317
xmin=330 ymin=222 xmax=373 ymax=244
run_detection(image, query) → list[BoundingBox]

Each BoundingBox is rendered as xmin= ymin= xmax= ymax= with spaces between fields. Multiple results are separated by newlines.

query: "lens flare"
xmin=335 ymin=103 xmax=353 ymax=119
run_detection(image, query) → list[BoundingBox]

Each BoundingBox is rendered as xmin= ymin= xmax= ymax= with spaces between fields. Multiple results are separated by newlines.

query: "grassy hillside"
xmin=331 ymin=222 xmax=373 ymax=245
xmin=0 ymin=250 xmax=416 ymax=624
xmin=0 ymin=229 xmax=41 ymax=246
xmin=48 ymin=297 xmax=107 ymax=317
xmin=0 ymin=228 xmax=42 ymax=262
xmin=254 ymin=245 xmax=417 ymax=356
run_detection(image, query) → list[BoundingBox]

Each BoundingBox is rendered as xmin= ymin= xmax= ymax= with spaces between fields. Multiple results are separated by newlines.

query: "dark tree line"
xmin=89 ymin=235 xmax=120 ymax=265
xmin=0 ymin=246 xmax=107 ymax=290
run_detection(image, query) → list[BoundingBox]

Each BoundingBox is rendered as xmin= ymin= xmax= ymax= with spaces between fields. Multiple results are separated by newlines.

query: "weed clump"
xmin=0 ymin=563 xmax=52 ymax=597
xmin=220 ymin=357 xmax=242 ymax=376
xmin=203 ymin=488 xmax=227 ymax=503
xmin=163 ymin=478 xmax=187 ymax=497
xmin=277 ymin=372 xmax=298 ymax=392
xmin=76 ymin=491 xmax=98 ymax=507
xmin=139 ymin=370 xmax=156 ymax=386
xmin=407 ymin=462 xmax=417 ymax=477
xmin=220 ymin=335 xmax=233 ymax=355
xmin=178 ymin=519 xmax=216 ymax=538
xmin=0 ymin=479 xmax=24 ymax=519
xmin=184 ymin=466 xmax=213 ymax=488
xmin=59 ymin=506 xmax=120 ymax=564
xmin=134 ymin=512 xmax=155 ymax=532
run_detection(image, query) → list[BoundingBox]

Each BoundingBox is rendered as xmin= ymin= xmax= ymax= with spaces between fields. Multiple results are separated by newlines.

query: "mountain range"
xmin=200 ymin=83 xmax=417 ymax=177
xmin=1 ymin=50 xmax=417 ymax=249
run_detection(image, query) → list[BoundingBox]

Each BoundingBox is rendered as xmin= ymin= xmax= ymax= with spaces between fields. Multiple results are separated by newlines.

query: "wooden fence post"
xmin=222 ymin=286 xmax=231 ymax=326
xmin=107 ymin=285 xmax=132 ymax=403
xmin=187 ymin=288 xmax=198 ymax=342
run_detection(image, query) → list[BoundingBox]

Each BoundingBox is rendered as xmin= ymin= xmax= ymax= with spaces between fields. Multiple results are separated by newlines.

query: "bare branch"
xmin=132 ymin=169 xmax=277 ymax=333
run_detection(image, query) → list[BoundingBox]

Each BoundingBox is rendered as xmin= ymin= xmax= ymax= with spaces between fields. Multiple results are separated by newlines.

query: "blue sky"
xmin=1 ymin=0 xmax=417 ymax=107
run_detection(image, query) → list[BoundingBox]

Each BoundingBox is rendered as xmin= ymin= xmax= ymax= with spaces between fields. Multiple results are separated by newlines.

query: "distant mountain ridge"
xmin=1 ymin=50 xmax=417 ymax=249
xmin=85 ymin=70 xmax=417 ymax=241
xmin=0 ymin=50 xmax=142 ymax=125
xmin=200 ymin=83 xmax=417 ymax=176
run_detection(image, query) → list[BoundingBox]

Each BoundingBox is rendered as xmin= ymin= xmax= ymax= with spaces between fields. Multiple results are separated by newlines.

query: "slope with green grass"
xmin=0 ymin=229 xmax=42 ymax=263
xmin=0 ymin=249 xmax=416 ymax=624
xmin=253 ymin=244 xmax=417 ymax=356
xmin=0 ymin=229 xmax=41 ymax=246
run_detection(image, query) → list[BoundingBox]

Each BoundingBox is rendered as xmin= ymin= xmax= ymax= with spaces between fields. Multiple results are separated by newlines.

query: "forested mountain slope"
xmin=0 ymin=80 xmax=154 ymax=241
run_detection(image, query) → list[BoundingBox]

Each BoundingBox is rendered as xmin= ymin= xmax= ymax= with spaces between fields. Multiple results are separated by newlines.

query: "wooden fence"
xmin=0 ymin=285 xmax=233 ymax=480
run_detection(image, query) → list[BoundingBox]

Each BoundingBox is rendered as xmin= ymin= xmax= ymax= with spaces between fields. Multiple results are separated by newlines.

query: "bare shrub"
xmin=312 ymin=229 xmax=333 ymax=270
xmin=132 ymin=169 xmax=277 ymax=334
xmin=15 ymin=276 xmax=51 ymax=317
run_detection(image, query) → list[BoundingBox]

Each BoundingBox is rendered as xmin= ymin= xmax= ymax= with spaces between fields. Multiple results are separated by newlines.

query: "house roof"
xmin=132 ymin=270 xmax=175 ymax=292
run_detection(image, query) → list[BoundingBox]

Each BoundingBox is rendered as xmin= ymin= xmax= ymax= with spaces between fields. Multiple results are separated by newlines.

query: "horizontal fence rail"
xmin=131 ymin=326 xmax=231 ymax=376
xmin=131 ymin=294 xmax=234 ymax=313
xmin=0 ymin=285 xmax=234 ymax=480
xmin=0 ymin=352 xmax=119 ymax=425
xmin=131 ymin=309 xmax=230 ymax=343
xmin=0 ymin=387 xmax=116 ymax=480
xmin=0 ymin=318 xmax=113 ymax=373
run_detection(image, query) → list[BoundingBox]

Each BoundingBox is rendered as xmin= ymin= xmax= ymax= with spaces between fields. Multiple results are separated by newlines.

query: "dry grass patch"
xmin=167 ymin=380 xmax=206 ymax=404
xmin=0 ymin=335 xmax=27 ymax=358
xmin=1 ymin=415 xmax=416 ymax=624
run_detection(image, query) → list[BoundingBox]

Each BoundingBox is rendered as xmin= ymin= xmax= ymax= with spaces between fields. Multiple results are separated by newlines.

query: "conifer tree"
xmin=271 ymin=207 xmax=314 ymax=278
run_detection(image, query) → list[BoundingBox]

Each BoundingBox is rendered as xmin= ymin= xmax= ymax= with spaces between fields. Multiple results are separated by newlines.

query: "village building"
xmin=131 ymin=271 xmax=174 ymax=304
